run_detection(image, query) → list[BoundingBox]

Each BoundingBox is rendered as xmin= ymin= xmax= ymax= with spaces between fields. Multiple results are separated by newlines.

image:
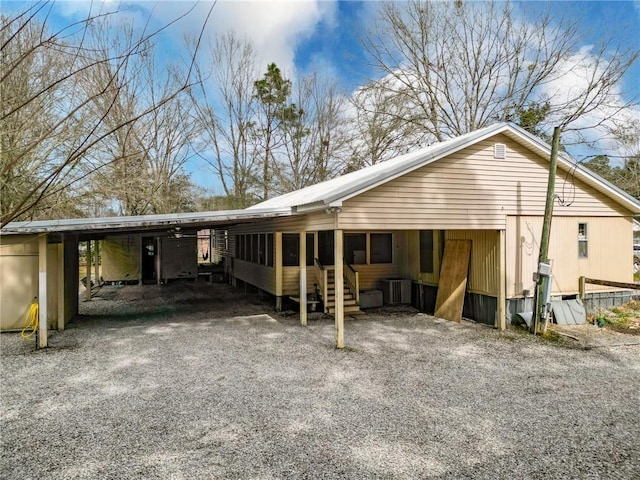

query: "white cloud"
xmin=50 ymin=0 xmax=337 ymax=79
xmin=537 ymin=45 xmax=640 ymax=159
xmin=203 ymin=0 xmax=335 ymax=75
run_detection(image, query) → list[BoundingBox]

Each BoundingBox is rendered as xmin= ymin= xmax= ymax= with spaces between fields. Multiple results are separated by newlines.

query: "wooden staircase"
xmin=317 ymin=264 xmax=362 ymax=316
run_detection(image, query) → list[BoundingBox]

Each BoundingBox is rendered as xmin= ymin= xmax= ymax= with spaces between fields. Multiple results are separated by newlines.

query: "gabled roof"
xmin=249 ymin=122 xmax=640 ymax=214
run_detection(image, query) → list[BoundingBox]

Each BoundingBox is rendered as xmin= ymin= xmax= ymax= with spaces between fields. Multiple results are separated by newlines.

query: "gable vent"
xmin=494 ymin=143 xmax=506 ymax=159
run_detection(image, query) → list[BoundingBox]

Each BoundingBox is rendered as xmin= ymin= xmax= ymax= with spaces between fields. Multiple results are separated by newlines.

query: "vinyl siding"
xmin=0 ymin=235 xmax=61 ymax=330
xmin=506 ymin=216 xmax=633 ymax=298
xmin=234 ymin=260 xmax=276 ymax=293
xmin=338 ymin=134 xmax=628 ymax=231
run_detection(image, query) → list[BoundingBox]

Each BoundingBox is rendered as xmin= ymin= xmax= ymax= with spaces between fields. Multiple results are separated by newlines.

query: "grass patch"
xmin=590 ymin=300 xmax=640 ymax=335
xmin=541 ymin=329 xmax=563 ymax=343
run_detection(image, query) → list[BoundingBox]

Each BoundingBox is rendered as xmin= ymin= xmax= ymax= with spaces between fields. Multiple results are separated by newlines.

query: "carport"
xmin=0 ymin=208 xmax=294 ymax=348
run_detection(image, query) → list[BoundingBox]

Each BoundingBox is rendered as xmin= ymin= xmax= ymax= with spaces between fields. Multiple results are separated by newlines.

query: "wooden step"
xmin=324 ymin=298 xmax=358 ymax=308
xmin=327 ymin=305 xmax=362 ymax=315
xmin=326 ymin=293 xmax=355 ymax=301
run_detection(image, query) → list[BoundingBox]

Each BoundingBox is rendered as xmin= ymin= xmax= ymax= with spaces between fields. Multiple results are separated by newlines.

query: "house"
xmin=1 ymin=122 xmax=638 ymax=348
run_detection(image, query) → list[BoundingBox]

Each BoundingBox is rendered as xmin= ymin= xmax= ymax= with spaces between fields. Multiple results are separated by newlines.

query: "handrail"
xmin=343 ymin=260 xmax=360 ymax=304
xmin=314 ymin=258 xmax=329 ymax=311
xmin=579 ymin=276 xmax=640 ymax=300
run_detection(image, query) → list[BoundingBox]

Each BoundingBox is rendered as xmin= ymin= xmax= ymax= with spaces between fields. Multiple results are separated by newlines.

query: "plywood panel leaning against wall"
xmin=435 ymin=240 xmax=472 ymax=322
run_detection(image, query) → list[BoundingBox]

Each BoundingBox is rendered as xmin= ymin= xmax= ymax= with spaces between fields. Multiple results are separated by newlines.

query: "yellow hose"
xmin=21 ymin=300 xmax=39 ymax=340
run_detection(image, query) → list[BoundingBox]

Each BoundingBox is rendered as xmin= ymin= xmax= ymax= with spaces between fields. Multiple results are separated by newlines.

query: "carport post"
xmin=334 ymin=229 xmax=344 ymax=349
xmin=275 ymin=232 xmax=283 ymax=311
xmin=299 ymin=231 xmax=308 ymax=326
xmin=497 ymin=229 xmax=506 ymax=330
xmin=94 ymin=239 xmax=100 ymax=284
xmin=38 ymin=234 xmax=48 ymax=348
xmin=85 ymin=240 xmax=91 ymax=302
xmin=57 ymin=243 xmax=65 ymax=331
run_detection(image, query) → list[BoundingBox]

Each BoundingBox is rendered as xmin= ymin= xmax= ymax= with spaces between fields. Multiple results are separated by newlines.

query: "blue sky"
xmin=14 ymin=1 xmax=636 ymax=96
xmin=4 ymin=0 xmax=640 ymax=191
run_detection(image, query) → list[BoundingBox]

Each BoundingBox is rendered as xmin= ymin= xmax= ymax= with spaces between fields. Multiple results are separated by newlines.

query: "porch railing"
xmin=314 ymin=258 xmax=329 ymax=307
xmin=344 ymin=261 xmax=360 ymax=304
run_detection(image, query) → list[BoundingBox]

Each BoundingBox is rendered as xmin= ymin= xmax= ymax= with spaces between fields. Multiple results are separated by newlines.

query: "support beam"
xmin=57 ymin=243 xmax=65 ymax=331
xmin=94 ymin=239 xmax=100 ymax=285
xmin=38 ymin=235 xmax=48 ymax=348
xmin=299 ymin=231 xmax=308 ymax=326
xmin=334 ymin=229 xmax=344 ymax=349
xmin=85 ymin=240 xmax=91 ymax=302
xmin=497 ymin=229 xmax=506 ymax=330
xmin=275 ymin=232 xmax=283 ymax=311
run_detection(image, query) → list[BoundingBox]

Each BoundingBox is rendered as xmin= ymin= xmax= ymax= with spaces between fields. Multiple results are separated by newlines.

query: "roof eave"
xmin=0 ymin=207 xmax=294 ymax=235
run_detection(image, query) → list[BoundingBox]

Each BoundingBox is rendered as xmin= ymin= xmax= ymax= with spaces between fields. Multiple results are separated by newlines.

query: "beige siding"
xmin=0 ymin=235 xmax=61 ymax=330
xmin=0 ymin=245 xmax=38 ymax=330
xmin=339 ymin=134 xmax=628 ymax=231
xmin=283 ymin=267 xmax=300 ymax=295
xmin=234 ymin=260 xmax=276 ymax=293
xmin=352 ymin=264 xmax=399 ymax=290
xmin=506 ymin=216 xmax=633 ymax=298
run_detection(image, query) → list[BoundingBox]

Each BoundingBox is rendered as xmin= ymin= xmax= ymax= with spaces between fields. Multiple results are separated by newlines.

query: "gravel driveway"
xmin=1 ymin=284 xmax=639 ymax=479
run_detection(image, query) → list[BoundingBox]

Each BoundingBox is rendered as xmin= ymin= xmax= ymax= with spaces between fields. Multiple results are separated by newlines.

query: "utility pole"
xmin=531 ymin=126 xmax=562 ymax=334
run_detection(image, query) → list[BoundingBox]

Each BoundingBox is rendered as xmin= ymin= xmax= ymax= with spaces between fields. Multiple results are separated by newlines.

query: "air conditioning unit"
xmin=380 ymin=278 xmax=412 ymax=304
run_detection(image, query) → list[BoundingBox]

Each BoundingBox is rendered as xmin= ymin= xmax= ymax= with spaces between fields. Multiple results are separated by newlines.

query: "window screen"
xmin=344 ymin=233 xmax=366 ymax=264
xmin=282 ymin=234 xmax=299 ymax=266
xmin=370 ymin=233 xmax=392 ymax=264
xmin=420 ymin=230 xmax=434 ymax=273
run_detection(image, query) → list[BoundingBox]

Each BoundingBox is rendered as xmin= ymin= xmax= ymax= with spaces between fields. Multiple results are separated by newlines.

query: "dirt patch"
xmin=549 ymin=323 xmax=640 ymax=348
xmin=80 ymin=281 xmax=276 ymax=321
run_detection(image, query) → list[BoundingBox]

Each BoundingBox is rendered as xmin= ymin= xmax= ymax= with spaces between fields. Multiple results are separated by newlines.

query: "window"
xmin=420 ymin=230 xmax=434 ymax=273
xmin=236 ymin=235 xmax=243 ymax=260
xmin=345 ymin=233 xmax=367 ymax=264
xmin=306 ymin=233 xmax=315 ymax=266
xmin=578 ymin=223 xmax=588 ymax=258
xmin=266 ymin=234 xmax=274 ymax=266
xmin=251 ymin=234 xmax=259 ymax=263
xmin=370 ymin=233 xmax=393 ymax=264
xmin=282 ymin=234 xmax=299 ymax=266
xmin=258 ymin=234 xmax=266 ymax=264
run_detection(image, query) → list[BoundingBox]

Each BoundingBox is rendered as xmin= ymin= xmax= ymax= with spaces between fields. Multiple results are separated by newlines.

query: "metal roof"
xmin=3 ymin=122 xmax=638 ymax=237
xmin=249 ymin=122 xmax=640 ymax=214
xmin=0 ymin=207 xmax=293 ymax=236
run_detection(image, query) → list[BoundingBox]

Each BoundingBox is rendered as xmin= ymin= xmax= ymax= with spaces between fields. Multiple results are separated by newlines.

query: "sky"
xmin=4 ymin=0 xmax=640 ymax=191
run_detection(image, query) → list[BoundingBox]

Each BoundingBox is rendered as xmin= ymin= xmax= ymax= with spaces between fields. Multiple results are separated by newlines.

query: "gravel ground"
xmin=1 ymin=283 xmax=639 ymax=479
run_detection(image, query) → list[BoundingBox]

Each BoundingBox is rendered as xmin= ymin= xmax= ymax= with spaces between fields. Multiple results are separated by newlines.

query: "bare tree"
xmin=361 ymin=0 xmax=638 ymax=147
xmin=0 ymin=0 xmax=212 ymax=226
xmin=276 ymin=72 xmax=348 ymax=192
xmin=347 ymin=79 xmax=425 ymax=170
xmin=81 ymin=22 xmax=200 ymax=216
xmin=189 ymin=32 xmax=261 ymax=208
